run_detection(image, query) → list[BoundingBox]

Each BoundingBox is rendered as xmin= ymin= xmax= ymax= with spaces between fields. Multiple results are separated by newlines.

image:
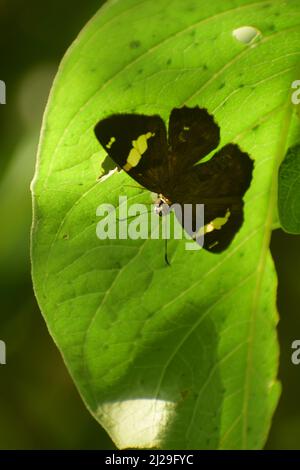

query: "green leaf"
xmin=278 ymin=143 xmax=300 ymax=234
xmin=31 ymin=0 xmax=300 ymax=449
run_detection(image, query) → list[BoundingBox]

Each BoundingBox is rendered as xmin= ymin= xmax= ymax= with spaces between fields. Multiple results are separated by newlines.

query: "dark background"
xmin=0 ymin=0 xmax=299 ymax=450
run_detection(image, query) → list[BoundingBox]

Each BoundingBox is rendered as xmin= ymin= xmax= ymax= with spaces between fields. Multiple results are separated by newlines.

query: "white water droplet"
xmin=232 ymin=26 xmax=261 ymax=44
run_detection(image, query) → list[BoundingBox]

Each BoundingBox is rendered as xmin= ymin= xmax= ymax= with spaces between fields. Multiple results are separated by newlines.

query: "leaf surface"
xmin=31 ymin=0 xmax=300 ymax=449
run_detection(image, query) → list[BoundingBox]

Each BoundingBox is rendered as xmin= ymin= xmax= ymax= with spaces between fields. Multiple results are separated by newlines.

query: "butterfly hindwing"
xmin=202 ymin=203 xmax=244 ymax=252
xmin=193 ymin=143 xmax=254 ymax=197
xmin=197 ymin=144 xmax=253 ymax=251
xmin=171 ymin=142 xmax=253 ymax=252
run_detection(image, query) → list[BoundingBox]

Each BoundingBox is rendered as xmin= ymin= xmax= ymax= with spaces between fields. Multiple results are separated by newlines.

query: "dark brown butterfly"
xmin=94 ymin=106 xmax=253 ymax=253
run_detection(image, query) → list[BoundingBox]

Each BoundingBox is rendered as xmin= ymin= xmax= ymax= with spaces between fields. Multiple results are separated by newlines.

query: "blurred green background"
xmin=0 ymin=0 xmax=299 ymax=450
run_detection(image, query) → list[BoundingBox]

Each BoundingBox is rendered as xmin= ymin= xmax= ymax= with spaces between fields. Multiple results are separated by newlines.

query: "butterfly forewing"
xmin=94 ymin=113 xmax=168 ymax=192
xmin=168 ymin=106 xmax=220 ymax=171
xmin=170 ymin=142 xmax=253 ymax=252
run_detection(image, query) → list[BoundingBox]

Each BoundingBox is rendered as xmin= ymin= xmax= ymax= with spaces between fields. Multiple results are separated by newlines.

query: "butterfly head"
xmin=154 ymin=194 xmax=171 ymax=217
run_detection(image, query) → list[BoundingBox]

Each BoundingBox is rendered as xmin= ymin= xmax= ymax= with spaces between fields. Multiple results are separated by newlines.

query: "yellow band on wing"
xmin=196 ymin=209 xmax=231 ymax=237
xmin=122 ymin=132 xmax=155 ymax=171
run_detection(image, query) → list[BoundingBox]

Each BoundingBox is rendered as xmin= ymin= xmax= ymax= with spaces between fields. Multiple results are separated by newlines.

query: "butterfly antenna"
xmin=164 ymin=238 xmax=171 ymax=266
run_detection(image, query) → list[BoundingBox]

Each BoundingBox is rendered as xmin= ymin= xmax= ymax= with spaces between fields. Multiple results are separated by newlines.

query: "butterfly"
xmin=94 ymin=106 xmax=253 ymax=253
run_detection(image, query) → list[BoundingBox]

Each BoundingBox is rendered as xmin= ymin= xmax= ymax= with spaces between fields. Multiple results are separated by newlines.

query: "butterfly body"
xmin=95 ymin=106 xmax=253 ymax=252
